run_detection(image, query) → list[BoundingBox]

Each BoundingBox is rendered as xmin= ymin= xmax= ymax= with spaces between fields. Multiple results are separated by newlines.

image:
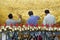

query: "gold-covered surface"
xmin=0 ymin=0 xmax=60 ymax=25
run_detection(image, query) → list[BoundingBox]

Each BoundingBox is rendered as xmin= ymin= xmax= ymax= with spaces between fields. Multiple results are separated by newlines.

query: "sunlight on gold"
xmin=0 ymin=0 xmax=60 ymax=25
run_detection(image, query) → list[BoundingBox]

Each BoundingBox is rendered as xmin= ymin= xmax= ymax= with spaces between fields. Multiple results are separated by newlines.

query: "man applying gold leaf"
xmin=43 ymin=10 xmax=56 ymax=27
xmin=6 ymin=13 xmax=22 ymax=26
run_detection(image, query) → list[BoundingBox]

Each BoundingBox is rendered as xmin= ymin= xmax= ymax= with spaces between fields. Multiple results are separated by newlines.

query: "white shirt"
xmin=6 ymin=18 xmax=21 ymax=26
xmin=2 ymin=33 xmax=6 ymax=40
xmin=43 ymin=14 xmax=56 ymax=26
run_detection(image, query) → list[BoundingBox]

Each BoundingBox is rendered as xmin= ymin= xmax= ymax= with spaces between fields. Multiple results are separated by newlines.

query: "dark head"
xmin=45 ymin=10 xmax=50 ymax=15
xmin=8 ymin=13 xmax=13 ymax=19
xmin=28 ymin=11 xmax=33 ymax=16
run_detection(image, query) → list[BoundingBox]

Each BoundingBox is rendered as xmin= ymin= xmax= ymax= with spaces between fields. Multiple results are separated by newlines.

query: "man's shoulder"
xmin=44 ymin=16 xmax=47 ymax=19
xmin=46 ymin=14 xmax=55 ymax=17
xmin=35 ymin=16 xmax=39 ymax=17
xmin=6 ymin=19 xmax=15 ymax=22
xmin=6 ymin=19 xmax=9 ymax=21
xmin=51 ymin=15 xmax=55 ymax=17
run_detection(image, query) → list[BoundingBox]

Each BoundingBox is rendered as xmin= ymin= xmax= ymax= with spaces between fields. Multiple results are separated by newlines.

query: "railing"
xmin=0 ymin=25 xmax=60 ymax=40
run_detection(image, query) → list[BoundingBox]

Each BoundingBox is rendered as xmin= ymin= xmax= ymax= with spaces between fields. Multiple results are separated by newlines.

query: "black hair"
xmin=45 ymin=10 xmax=50 ymax=14
xmin=28 ymin=11 xmax=33 ymax=16
xmin=8 ymin=13 xmax=13 ymax=19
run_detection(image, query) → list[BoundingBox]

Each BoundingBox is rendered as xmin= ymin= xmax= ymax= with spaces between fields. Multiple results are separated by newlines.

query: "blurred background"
xmin=0 ymin=0 xmax=60 ymax=25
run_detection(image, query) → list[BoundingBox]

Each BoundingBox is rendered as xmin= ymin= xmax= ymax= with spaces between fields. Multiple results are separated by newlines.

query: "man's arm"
xmin=16 ymin=18 xmax=21 ymax=23
xmin=35 ymin=16 xmax=40 ymax=20
xmin=16 ymin=14 xmax=22 ymax=24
